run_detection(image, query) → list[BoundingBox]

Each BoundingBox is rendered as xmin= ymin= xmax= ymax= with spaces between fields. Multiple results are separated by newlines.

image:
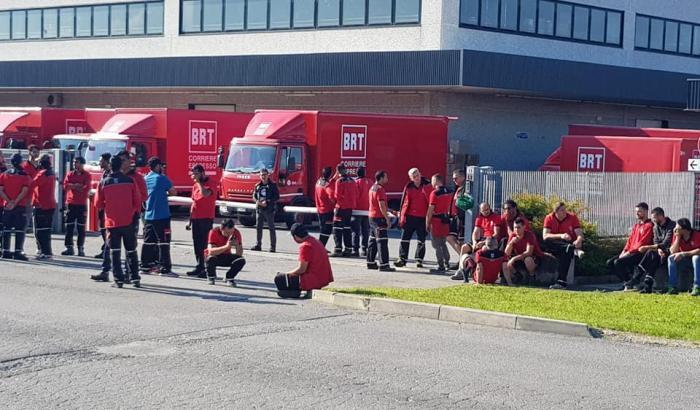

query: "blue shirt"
xmin=144 ymin=171 xmax=173 ymax=220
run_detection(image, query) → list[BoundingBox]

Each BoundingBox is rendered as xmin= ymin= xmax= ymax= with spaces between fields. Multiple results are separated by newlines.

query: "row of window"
xmin=635 ymin=15 xmax=700 ymax=57
xmin=0 ymin=1 xmax=163 ymax=41
xmin=180 ymin=0 xmax=421 ymax=33
xmin=460 ymin=0 xmax=622 ymax=46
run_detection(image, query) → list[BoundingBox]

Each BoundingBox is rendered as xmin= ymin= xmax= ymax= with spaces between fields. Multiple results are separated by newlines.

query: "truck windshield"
xmin=225 ymin=145 xmax=276 ymax=173
xmin=85 ymin=139 xmax=127 ymax=166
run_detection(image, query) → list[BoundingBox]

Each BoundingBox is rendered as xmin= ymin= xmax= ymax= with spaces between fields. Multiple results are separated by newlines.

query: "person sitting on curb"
xmin=633 ymin=207 xmax=675 ymax=294
xmin=502 ymin=218 xmax=543 ymax=286
xmin=451 ymin=202 xmax=503 ymax=281
xmin=667 ymin=218 xmax=700 ymax=296
xmin=542 ymin=202 xmax=584 ymax=290
xmin=275 ymin=223 xmax=334 ymax=299
xmin=608 ymin=202 xmax=654 ymax=291
xmin=205 ymin=219 xmax=246 ymax=287
xmin=473 ymin=237 xmax=505 ymax=285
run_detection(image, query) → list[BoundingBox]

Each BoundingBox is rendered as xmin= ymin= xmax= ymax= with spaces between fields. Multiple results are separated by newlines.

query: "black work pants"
xmin=398 ymin=215 xmax=427 ymax=263
xmin=141 ymin=218 xmax=172 ymax=271
xmin=255 ymin=207 xmax=276 ymax=250
xmin=352 ymin=215 xmax=370 ymax=252
xmin=192 ymin=218 xmax=213 ymax=272
xmin=107 ymin=226 xmax=139 ymax=283
xmin=98 ymin=209 xmax=111 ymax=271
xmin=367 ymin=217 xmax=390 ymax=268
xmin=33 ymin=208 xmax=54 ymax=256
xmin=634 ymin=250 xmax=665 ymax=282
xmin=2 ymin=206 xmax=27 ymax=255
xmin=206 ymin=253 xmax=246 ymax=279
xmin=607 ymin=253 xmax=644 ymax=283
xmin=542 ymin=239 xmax=575 ymax=283
xmin=317 ymin=212 xmax=333 ymax=247
xmin=64 ymin=204 xmax=87 ymax=248
xmin=333 ymin=208 xmax=353 ymax=252
xmin=274 ymin=273 xmax=302 ymax=298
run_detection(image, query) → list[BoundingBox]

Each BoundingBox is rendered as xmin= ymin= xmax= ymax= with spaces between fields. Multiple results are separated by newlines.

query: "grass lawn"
xmin=334 ymin=285 xmax=700 ymax=342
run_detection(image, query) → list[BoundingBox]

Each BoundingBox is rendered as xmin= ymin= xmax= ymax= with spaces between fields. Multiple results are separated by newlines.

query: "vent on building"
xmin=688 ymin=79 xmax=700 ymax=112
xmin=47 ymin=93 xmax=63 ymax=107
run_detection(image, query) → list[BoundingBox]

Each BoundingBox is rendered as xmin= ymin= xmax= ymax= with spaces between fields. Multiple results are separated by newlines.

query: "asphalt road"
xmin=1 ymin=220 xmax=698 ymax=409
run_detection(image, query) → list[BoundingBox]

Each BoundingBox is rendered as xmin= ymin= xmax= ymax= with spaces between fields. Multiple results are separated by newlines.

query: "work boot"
xmin=13 ymin=252 xmax=28 ymax=261
xmin=250 ymin=245 xmax=262 ymax=252
xmin=379 ymin=266 xmax=396 ymax=272
xmin=416 ymin=261 xmax=424 ymax=269
xmin=2 ymin=251 xmax=12 ymax=259
xmin=132 ymin=281 xmax=141 ymax=288
xmin=330 ymin=250 xmax=344 ymax=257
xmin=111 ymin=282 xmax=123 ymax=289
xmin=342 ymin=249 xmax=353 ymax=257
xmin=91 ymin=271 xmax=110 ymax=282
xmin=186 ymin=268 xmax=203 ymax=277
xmin=394 ymin=258 xmax=406 ymax=268
xmin=367 ymin=263 xmax=379 ymax=270
xmin=197 ymin=272 xmax=208 ymax=279
xmin=77 ymin=247 xmax=85 ymax=257
xmin=429 ymin=266 xmax=446 ymax=274
xmin=208 ymin=278 xmax=216 ymax=285
xmin=61 ymin=247 xmax=74 ymax=256
xmin=351 ymin=249 xmax=360 ymax=257
xmin=269 ymin=248 xmax=276 ymax=253
xmin=94 ymin=252 xmax=104 ymax=259
xmin=227 ymin=280 xmax=237 ymax=288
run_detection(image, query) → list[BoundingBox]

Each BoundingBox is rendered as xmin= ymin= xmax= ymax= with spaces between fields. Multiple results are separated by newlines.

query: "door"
xmin=277 ymin=145 xmax=305 ymax=202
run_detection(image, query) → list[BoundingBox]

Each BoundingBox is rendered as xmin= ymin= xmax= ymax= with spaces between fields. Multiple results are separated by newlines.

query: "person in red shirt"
xmin=395 ymin=167 xmax=433 ymax=268
xmin=95 ymin=156 xmax=142 ymax=288
xmin=503 ymin=218 xmax=543 ymax=286
xmin=0 ymin=154 xmax=31 ymax=260
xmin=366 ymin=170 xmax=395 ymax=272
xmin=118 ymin=150 xmax=147 ymax=237
xmin=464 ymin=202 xmax=502 ymax=256
xmin=351 ymin=166 xmax=372 ymax=257
xmin=0 ymin=155 xmax=7 ymax=242
xmin=330 ymin=163 xmax=358 ymax=257
xmin=607 ymin=203 xmax=654 ymax=290
xmin=205 ymin=218 xmax=246 ymax=286
xmin=426 ymin=174 xmax=453 ymax=273
xmin=314 ymin=166 xmax=335 ymax=248
xmin=500 ymin=199 xmax=531 ymax=241
xmin=474 ymin=237 xmax=505 ymax=285
xmin=61 ymin=156 xmax=91 ymax=257
xmin=22 ymin=145 xmax=40 ymax=232
xmin=542 ymin=202 xmax=585 ymax=290
xmin=275 ymin=223 xmax=334 ymax=298
xmin=667 ymin=218 xmax=700 ymax=296
xmin=187 ymin=164 xmax=217 ymax=277
xmin=32 ymin=155 xmax=57 ymax=260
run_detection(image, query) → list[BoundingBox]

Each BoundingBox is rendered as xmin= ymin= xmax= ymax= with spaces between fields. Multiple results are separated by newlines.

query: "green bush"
xmin=512 ymin=193 xmax=624 ymax=276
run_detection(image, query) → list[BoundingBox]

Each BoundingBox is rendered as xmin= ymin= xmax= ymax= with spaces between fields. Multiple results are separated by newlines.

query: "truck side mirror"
xmin=217 ymin=146 xmax=226 ymax=169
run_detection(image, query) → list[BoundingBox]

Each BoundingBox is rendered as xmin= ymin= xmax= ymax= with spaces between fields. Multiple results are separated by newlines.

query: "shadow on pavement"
xmin=135 ymin=282 xmax=294 ymax=305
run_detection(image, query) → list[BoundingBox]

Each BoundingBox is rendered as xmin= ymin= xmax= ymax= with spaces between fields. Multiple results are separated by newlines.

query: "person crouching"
xmin=205 ymin=219 xmax=246 ymax=287
xmin=275 ymin=223 xmax=334 ymax=299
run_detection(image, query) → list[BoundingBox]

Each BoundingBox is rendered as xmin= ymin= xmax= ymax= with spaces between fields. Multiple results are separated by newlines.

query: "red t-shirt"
xmin=508 ymin=231 xmax=544 ymax=257
xmin=429 ymin=187 xmax=452 ymax=237
xmin=475 ymin=249 xmax=505 ymax=284
xmin=368 ymin=183 xmax=387 ymax=219
xmin=500 ymin=212 xmax=531 ymax=237
xmin=204 ymin=227 xmax=242 ymax=257
xmin=298 ymin=236 xmax=334 ymax=291
xmin=623 ymin=220 xmax=654 ymax=253
xmin=129 ymin=171 xmax=148 ymax=203
xmin=474 ymin=212 xmax=502 ymax=238
xmin=543 ymin=212 xmax=581 ymax=241
xmin=32 ymin=170 xmax=57 ymax=210
xmin=22 ymin=161 xmax=39 ymax=179
xmin=314 ymin=179 xmax=335 ymax=214
xmin=63 ymin=170 xmax=92 ymax=205
xmin=191 ymin=180 xmax=216 ymax=220
xmin=355 ymin=177 xmax=372 ymax=211
xmin=674 ymin=231 xmax=700 ymax=252
xmin=0 ymin=169 xmax=31 ymax=203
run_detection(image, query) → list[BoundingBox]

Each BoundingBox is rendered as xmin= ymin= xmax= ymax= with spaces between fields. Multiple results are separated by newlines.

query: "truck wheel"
xmin=239 ymin=215 xmax=256 ymax=227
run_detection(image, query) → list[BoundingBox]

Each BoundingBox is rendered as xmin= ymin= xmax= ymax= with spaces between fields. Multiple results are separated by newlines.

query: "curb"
xmin=313 ymin=290 xmax=594 ymax=338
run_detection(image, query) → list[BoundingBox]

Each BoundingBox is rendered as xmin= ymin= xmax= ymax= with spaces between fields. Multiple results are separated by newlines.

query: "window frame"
xmin=458 ymin=0 xmax=624 ymax=48
xmin=635 ymin=13 xmax=700 ymax=59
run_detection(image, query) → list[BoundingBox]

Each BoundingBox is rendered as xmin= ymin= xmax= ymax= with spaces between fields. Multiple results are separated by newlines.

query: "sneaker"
xmin=429 ymin=266 xmax=447 ymax=274
xmin=692 ymin=286 xmax=700 ymax=297
xmin=550 ymin=281 xmax=567 ymax=290
xmin=250 ymin=245 xmax=262 ymax=251
xmin=668 ymin=287 xmax=679 ymax=295
xmin=186 ymin=269 xmax=204 ymax=277
xmin=227 ymin=280 xmax=237 ymax=288
xmin=450 ymin=270 xmax=465 ymax=281
xmin=13 ymin=253 xmax=28 ymax=261
xmin=90 ymin=272 xmax=110 ymax=282
xmin=367 ymin=263 xmax=379 ymax=270
xmin=379 ymin=266 xmax=396 ymax=272
xmin=111 ymin=282 xmax=123 ymax=289
xmin=61 ymin=247 xmax=74 ymax=256
xmin=132 ymin=281 xmax=141 ymax=288
xmin=394 ymin=259 xmax=406 ymax=268
xmin=416 ymin=261 xmax=424 ymax=269
xmin=208 ymin=278 xmax=215 ymax=285
xmin=77 ymin=248 xmax=85 ymax=257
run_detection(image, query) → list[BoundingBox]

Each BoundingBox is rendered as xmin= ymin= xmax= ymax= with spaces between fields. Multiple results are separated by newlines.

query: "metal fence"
xmin=471 ymin=169 xmax=696 ymax=237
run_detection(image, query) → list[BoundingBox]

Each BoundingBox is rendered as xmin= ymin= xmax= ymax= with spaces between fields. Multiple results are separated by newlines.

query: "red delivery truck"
xmin=0 ymin=107 xmax=90 ymax=149
xmin=51 ymin=108 xmax=115 ymax=152
xmin=217 ymin=110 xmax=451 ymax=227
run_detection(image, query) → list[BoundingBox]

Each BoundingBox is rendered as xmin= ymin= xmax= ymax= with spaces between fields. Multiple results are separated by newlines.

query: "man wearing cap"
xmin=275 ymin=223 xmax=334 ymax=298
xmin=140 ymin=157 xmax=176 ymax=276
xmin=32 ymin=154 xmax=57 ymax=260
xmin=0 ymin=154 xmax=32 ymax=260
xmin=330 ymin=163 xmax=358 ymax=257
xmin=251 ymin=168 xmax=279 ymax=253
xmin=187 ymin=164 xmax=217 ymax=277
xmin=62 ymin=156 xmax=91 ymax=257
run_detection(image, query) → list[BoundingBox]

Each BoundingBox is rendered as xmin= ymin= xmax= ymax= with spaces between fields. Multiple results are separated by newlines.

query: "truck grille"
xmin=226 ymin=192 xmax=251 ymax=201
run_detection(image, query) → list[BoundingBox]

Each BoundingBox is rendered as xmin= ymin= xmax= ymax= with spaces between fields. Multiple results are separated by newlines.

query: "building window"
xmin=395 ymin=0 xmax=421 ymax=24
xmin=182 ymin=0 xmax=202 ymax=32
xmin=247 ymin=0 xmax=269 ymax=30
xmin=0 ymin=2 xmax=164 ymax=41
xmin=270 ymin=0 xmax=292 ymax=29
xmin=224 ymin=0 xmax=245 ymax=30
xmin=293 ymin=0 xmax=315 ymax=28
xmin=459 ymin=0 xmax=623 ymax=47
xmin=343 ymin=0 xmax=366 ymax=26
xmin=635 ymin=14 xmax=700 ymax=58
xmin=203 ymin=0 xmax=223 ymax=32
xmin=318 ymin=0 xmax=340 ymax=27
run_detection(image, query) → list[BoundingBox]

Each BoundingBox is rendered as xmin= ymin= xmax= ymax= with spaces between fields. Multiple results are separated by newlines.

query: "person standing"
xmin=395 ymin=168 xmax=432 ymax=268
xmin=22 ymin=145 xmax=40 ymax=247
xmin=275 ymin=223 xmax=334 ymax=299
xmin=0 ymin=155 xmax=7 ymax=243
xmin=187 ymin=164 xmax=216 ymax=277
xmin=251 ymin=168 xmax=279 ymax=253
xmin=352 ymin=166 xmax=372 ymax=257
xmin=607 ymin=203 xmax=654 ymax=291
xmin=330 ymin=163 xmax=358 ymax=257
xmin=366 ymin=170 xmax=395 ymax=272
xmin=119 ymin=150 xmax=147 ymax=237
xmin=425 ymin=174 xmax=453 ymax=274
xmin=32 ymin=155 xmax=57 ymax=260
xmin=95 ymin=156 xmax=142 ymax=288
xmin=314 ymin=166 xmax=335 ymax=248
xmin=205 ymin=219 xmax=246 ymax=286
xmin=140 ymin=157 xmax=176 ymax=276
xmin=90 ymin=153 xmax=113 ymax=282
xmin=0 ymin=154 xmax=31 ymax=260
xmin=542 ymin=202 xmax=585 ymax=290
xmin=61 ymin=157 xmax=91 ymax=257
xmin=447 ymin=169 xmax=467 ymax=255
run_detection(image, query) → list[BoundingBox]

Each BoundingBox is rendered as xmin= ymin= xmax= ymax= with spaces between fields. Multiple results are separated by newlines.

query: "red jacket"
xmin=314 ymin=178 xmax=335 ymax=214
xmin=0 ymin=168 xmax=31 ymax=204
xmin=400 ymin=178 xmax=433 ymax=223
xmin=128 ymin=169 xmax=148 ymax=203
xmin=32 ymin=169 xmax=57 ymax=210
xmin=355 ymin=177 xmax=372 ymax=211
xmin=63 ymin=170 xmax=91 ymax=205
xmin=624 ymin=219 xmax=654 ymax=253
xmin=333 ymin=175 xmax=358 ymax=210
xmin=95 ymin=172 xmax=142 ymax=229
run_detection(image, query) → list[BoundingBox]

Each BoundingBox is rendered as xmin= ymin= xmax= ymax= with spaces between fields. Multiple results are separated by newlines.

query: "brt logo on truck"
xmin=341 ymin=125 xmax=367 ymax=159
xmin=189 ymin=121 xmax=218 ymax=153
xmin=65 ymin=119 xmax=89 ymax=134
xmin=577 ymin=147 xmax=606 ymax=172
